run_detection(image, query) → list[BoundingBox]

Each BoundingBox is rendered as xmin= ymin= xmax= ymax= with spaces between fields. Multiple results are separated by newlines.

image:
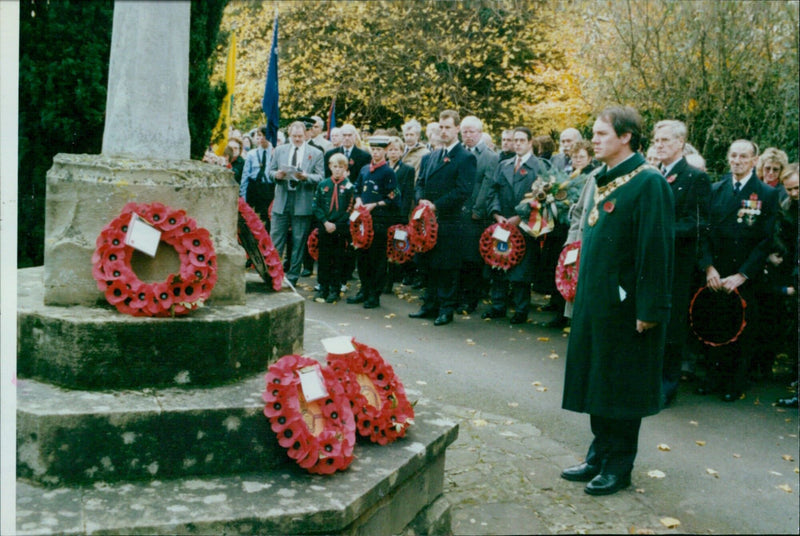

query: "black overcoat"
xmin=415 ymin=144 xmax=476 ymax=269
xmin=562 ymin=154 xmax=675 ymax=420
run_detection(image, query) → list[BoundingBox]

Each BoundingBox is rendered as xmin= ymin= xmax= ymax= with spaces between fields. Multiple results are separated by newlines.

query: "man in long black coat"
xmin=697 ymin=139 xmax=779 ymax=401
xmin=561 ymin=106 xmax=674 ymax=496
xmin=652 ymin=120 xmax=711 ymax=405
xmin=409 ymin=110 xmax=476 ymax=326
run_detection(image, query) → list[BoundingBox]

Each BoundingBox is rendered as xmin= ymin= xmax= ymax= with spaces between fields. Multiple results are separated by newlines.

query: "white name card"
xmin=564 ymin=248 xmax=579 ymax=266
xmin=298 ymin=365 xmax=328 ymax=402
xmin=394 ymin=228 xmax=408 ymax=241
xmin=125 ymin=213 xmax=161 ymax=257
xmin=349 ymin=210 xmax=360 ymax=222
xmin=413 ymin=208 xmax=425 ymax=220
xmin=492 ymin=226 xmax=511 ymax=242
xmin=321 ymin=335 xmax=356 ymax=356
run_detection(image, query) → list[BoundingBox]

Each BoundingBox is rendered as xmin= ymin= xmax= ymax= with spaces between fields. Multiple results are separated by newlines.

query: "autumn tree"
xmin=213 ymin=0 xmax=591 ymax=138
xmin=574 ymin=0 xmax=799 ymax=175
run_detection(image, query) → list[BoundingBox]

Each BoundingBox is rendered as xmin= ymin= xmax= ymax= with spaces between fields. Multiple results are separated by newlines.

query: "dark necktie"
xmin=514 ymin=157 xmax=521 ymax=173
xmin=442 ymin=149 xmax=448 ymax=162
xmin=345 ymin=148 xmax=351 ymax=160
xmin=733 ymin=181 xmax=741 ymax=195
xmin=291 ymin=147 xmax=298 ymax=168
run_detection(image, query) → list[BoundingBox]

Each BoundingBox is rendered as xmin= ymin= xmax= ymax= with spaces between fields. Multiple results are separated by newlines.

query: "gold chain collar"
xmin=587 ymin=163 xmax=651 ymax=226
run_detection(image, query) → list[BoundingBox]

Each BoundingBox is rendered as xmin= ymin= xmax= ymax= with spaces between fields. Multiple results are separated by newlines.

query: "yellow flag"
xmin=212 ymin=32 xmax=236 ymax=156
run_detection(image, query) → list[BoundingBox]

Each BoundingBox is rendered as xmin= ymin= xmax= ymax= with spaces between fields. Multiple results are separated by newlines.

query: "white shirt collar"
xmin=662 ymin=157 xmax=681 ymax=176
xmin=445 ymin=140 xmax=460 ymax=153
xmin=517 ymin=151 xmax=533 ymax=165
xmin=734 ymin=169 xmax=754 ymax=190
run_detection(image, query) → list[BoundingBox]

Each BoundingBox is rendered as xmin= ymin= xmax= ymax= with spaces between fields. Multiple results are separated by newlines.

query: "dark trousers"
xmin=355 ymin=226 xmax=388 ymax=299
xmin=317 ymin=229 xmax=348 ymax=290
xmin=458 ymin=260 xmax=487 ymax=309
xmin=586 ymin=415 xmax=642 ymax=475
xmin=421 ymin=267 xmax=459 ymax=316
xmin=488 ymin=274 xmax=531 ymax=315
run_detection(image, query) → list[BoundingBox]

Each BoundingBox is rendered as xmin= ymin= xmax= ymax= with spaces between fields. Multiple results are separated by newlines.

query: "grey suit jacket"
xmin=268 ymin=142 xmax=324 ymax=216
xmin=464 ymin=141 xmax=500 ymax=220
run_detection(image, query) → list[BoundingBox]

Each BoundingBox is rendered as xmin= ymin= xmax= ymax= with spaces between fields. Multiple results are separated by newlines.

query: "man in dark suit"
xmin=458 ymin=115 xmax=499 ymax=314
xmin=482 ymin=127 xmax=540 ymax=324
xmin=409 ymin=110 xmax=476 ymax=326
xmin=550 ymin=128 xmax=583 ymax=173
xmin=561 ymin=106 xmax=674 ymax=496
xmin=697 ymin=139 xmax=779 ymax=401
xmin=268 ymin=121 xmax=324 ymax=285
xmin=324 ymin=124 xmax=371 ymax=180
xmin=652 ymin=120 xmax=711 ymax=406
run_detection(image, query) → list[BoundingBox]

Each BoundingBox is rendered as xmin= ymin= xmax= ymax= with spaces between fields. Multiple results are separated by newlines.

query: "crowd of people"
xmin=205 ymin=109 xmax=797 ymax=413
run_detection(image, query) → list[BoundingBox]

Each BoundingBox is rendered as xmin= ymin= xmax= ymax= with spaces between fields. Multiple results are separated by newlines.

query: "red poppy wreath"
xmin=237 ymin=197 xmax=284 ymax=291
xmin=350 ymin=206 xmax=374 ymax=250
xmin=555 ymin=241 xmax=581 ymax=303
xmin=326 ymin=339 xmax=415 ymax=445
xmin=479 ymin=222 xmax=527 ymax=271
xmin=307 ymin=227 xmax=320 ymax=261
xmin=408 ymin=203 xmax=438 ymax=253
xmin=92 ymin=201 xmax=217 ymax=317
xmin=386 ymin=224 xmax=414 ymax=265
xmin=263 ymin=354 xmax=356 ymax=474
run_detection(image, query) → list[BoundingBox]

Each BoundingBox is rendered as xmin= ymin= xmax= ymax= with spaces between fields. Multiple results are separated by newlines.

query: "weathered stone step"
xmin=17 ymin=402 xmax=459 ymax=536
xmin=18 ymin=268 xmax=303 ymax=390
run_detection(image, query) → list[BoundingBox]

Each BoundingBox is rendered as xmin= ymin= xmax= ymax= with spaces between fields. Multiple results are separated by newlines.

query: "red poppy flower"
xmin=603 ymin=200 xmax=615 ymax=213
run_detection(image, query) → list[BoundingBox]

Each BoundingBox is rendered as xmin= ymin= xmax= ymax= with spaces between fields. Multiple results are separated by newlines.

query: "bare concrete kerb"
xmin=43 ymin=153 xmax=246 ymax=306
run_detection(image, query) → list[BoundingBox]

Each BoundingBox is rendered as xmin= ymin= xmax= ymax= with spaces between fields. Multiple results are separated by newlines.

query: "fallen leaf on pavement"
xmin=770 ymin=471 xmax=783 ymax=476
xmin=508 ymin=402 xmax=519 ymax=407
xmin=659 ymin=517 xmax=681 ymax=529
xmin=405 ymin=348 xmax=415 ymax=353
xmin=532 ymin=381 xmax=542 ymax=386
xmin=548 ymin=352 xmax=559 ymax=359
xmin=689 ymin=420 xmax=699 ymax=426
xmin=647 ymin=469 xmax=666 ymax=479
xmin=695 ymin=440 xmax=706 ymax=446
xmin=782 ymin=454 xmax=795 ymax=462
xmin=384 ymin=325 xmax=393 ymax=329
xmin=472 ymin=419 xmax=489 ymax=427
xmin=777 ymin=484 xmax=793 ymax=493
xmin=537 ymin=337 xmax=550 ymax=342
xmin=416 ymin=380 xmax=427 ymax=385
xmin=536 ymin=386 xmax=547 ymax=392
xmin=794 ymin=467 xmax=799 ymax=474
xmin=338 ymin=323 xmax=350 ymax=327
xmin=635 ymin=488 xmax=645 ymax=494
xmin=733 ymin=454 xmax=741 ymax=458
xmin=657 ymin=443 xmax=671 ymax=451
xmin=466 ymin=339 xmax=476 ymax=345
xmin=706 ymin=468 xmax=719 ymax=478
xmin=446 ymin=370 xmax=453 ymax=374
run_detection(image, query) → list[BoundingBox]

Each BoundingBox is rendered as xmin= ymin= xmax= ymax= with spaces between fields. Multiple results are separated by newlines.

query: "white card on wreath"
xmin=125 ymin=213 xmax=161 ymax=257
xmin=394 ymin=228 xmax=408 ymax=241
xmin=298 ymin=364 xmax=328 ymax=402
xmin=349 ymin=210 xmax=360 ymax=222
xmin=492 ymin=226 xmax=511 ymax=242
xmin=321 ymin=335 xmax=356 ymax=356
xmin=564 ymin=248 xmax=579 ymax=266
xmin=413 ymin=207 xmax=425 ymax=220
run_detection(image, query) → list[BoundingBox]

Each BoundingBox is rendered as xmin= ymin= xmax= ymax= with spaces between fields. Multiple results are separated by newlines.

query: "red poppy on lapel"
xmin=520 ymin=168 xmax=528 ymax=176
xmin=349 ymin=159 xmax=355 ymax=167
xmin=666 ymin=174 xmax=676 ymax=184
xmin=749 ymin=193 xmax=758 ymax=201
xmin=443 ymin=156 xmax=450 ymax=163
xmin=603 ymin=200 xmax=616 ymax=213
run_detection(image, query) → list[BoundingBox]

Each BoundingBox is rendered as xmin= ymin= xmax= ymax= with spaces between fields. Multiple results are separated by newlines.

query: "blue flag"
xmin=261 ymin=14 xmax=279 ymax=147
xmin=327 ymin=98 xmax=336 ymax=139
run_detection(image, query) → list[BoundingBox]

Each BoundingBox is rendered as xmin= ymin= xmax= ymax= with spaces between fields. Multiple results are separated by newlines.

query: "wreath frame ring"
xmin=386 ymin=224 xmax=414 ymax=265
xmin=408 ymin=203 xmax=438 ymax=253
xmin=237 ymin=197 xmax=285 ymax=291
xmin=350 ymin=206 xmax=375 ymax=250
xmin=479 ymin=222 xmax=527 ymax=271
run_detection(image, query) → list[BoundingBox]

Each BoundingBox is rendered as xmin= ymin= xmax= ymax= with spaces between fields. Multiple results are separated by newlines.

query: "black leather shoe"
xmin=560 ymin=462 xmax=600 ymax=482
xmin=721 ymin=392 xmax=742 ymax=402
xmin=346 ymin=292 xmax=366 ymax=304
xmin=325 ymin=291 xmax=338 ymax=303
xmin=433 ymin=313 xmax=453 ymax=326
xmin=584 ymin=472 xmax=631 ymax=495
xmin=363 ymin=297 xmax=380 ymax=309
xmin=481 ymin=309 xmax=506 ymax=320
xmin=510 ymin=313 xmax=528 ymax=325
xmin=409 ymin=308 xmax=437 ymax=319
xmin=544 ymin=316 xmax=569 ymax=329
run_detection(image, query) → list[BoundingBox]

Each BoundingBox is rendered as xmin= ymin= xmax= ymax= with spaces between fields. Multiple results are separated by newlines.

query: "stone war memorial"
xmin=16 ymin=2 xmax=457 ymax=534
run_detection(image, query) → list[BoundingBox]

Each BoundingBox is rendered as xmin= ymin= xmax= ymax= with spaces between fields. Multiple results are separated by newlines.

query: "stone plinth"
xmin=17 ymin=401 xmax=459 ymax=536
xmin=43 ymin=154 xmax=246 ymax=307
xmin=19 ymin=268 xmax=302 ymax=390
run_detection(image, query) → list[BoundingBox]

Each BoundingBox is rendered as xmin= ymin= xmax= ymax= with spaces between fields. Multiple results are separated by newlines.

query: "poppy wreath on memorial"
xmin=479 ymin=222 xmax=527 ymax=271
xmin=307 ymin=227 xmax=320 ymax=261
xmin=386 ymin=224 xmax=414 ymax=265
xmin=326 ymin=339 xmax=415 ymax=445
xmin=555 ymin=241 xmax=581 ymax=303
xmin=408 ymin=203 xmax=438 ymax=253
xmin=92 ymin=201 xmax=217 ymax=317
xmin=262 ymin=354 xmax=356 ymax=475
xmin=237 ymin=197 xmax=284 ymax=292
xmin=350 ymin=205 xmax=374 ymax=250
xmin=689 ymin=286 xmax=747 ymax=347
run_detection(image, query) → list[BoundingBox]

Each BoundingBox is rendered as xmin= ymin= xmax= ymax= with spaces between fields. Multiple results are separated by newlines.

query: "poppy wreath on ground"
xmin=386 ymin=224 xmax=414 ymax=265
xmin=307 ymin=227 xmax=320 ymax=261
xmin=689 ymin=286 xmax=747 ymax=347
xmin=479 ymin=222 xmax=527 ymax=271
xmin=326 ymin=339 xmax=415 ymax=445
xmin=92 ymin=201 xmax=217 ymax=317
xmin=555 ymin=241 xmax=581 ymax=303
xmin=408 ymin=203 xmax=438 ymax=253
xmin=350 ymin=206 xmax=374 ymax=250
xmin=237 ymin=197 xmax=284 ymax=292
xmin=263 ymin=354 xmax=356 ymax=475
